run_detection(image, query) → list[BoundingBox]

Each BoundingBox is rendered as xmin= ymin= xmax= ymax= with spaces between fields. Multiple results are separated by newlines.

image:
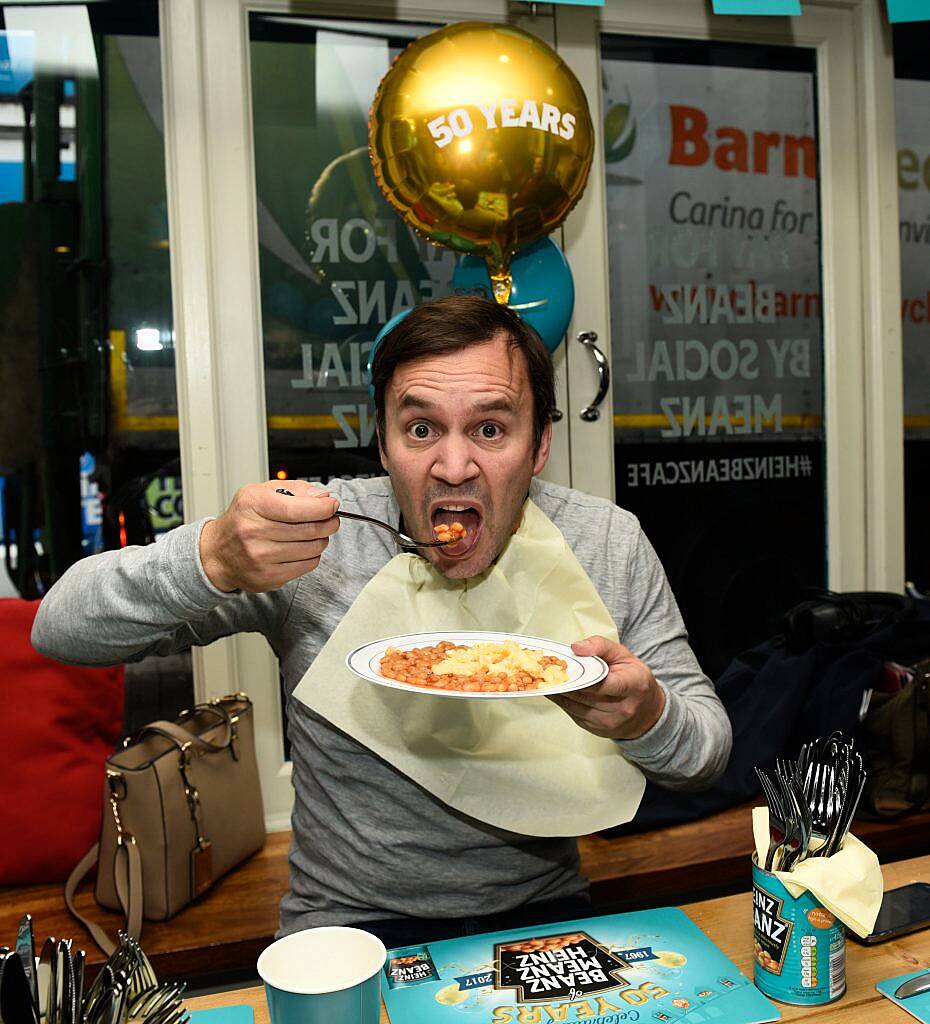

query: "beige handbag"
xmin=65 ymin=693 xmax=266 ymax=954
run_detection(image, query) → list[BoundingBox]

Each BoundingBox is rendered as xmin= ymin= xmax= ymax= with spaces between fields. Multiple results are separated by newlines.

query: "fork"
xmin=275 ymin=488 xmax=453 ymax=549
xmin=823 ymin=750 xmax=866 ymax=857
xmin=804 ymin=762 xmax=836 ymax=853
xmin=756 ymin=767 xmax=787 ymax=871
xmin=777 ymin=772 xmax=811 ymax=871
xmin=129 ymin=981 xmax=188 ymax=1022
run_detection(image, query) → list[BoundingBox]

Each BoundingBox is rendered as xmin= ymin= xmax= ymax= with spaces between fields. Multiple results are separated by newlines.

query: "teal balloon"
xmin=368 ymin=308 xmax=413 ymax=398
xmin=452 ymin=236 xmax=574 ymax=353
xmin=366 ymin=236 xmax=572 ymax=398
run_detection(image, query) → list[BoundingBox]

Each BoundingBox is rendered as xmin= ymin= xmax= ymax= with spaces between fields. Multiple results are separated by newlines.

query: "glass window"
xmin=248 ymin=14 xmax=464 ymax=756
xmin=601 ymin=37 xmax=824 ymax=678
xmin=249 ymin=15 xmax=454 ymax=486
xmin=0 ymin=3 xmax=191 ymax=729
xmin=893 ymin=22 xmax=930 ymax=595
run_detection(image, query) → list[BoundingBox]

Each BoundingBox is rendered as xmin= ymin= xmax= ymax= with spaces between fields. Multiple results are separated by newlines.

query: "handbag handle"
xmin=136 ymin=703 xmax=234 ymax=755
xmin=65 ymin=840 xmax=143 ymax=957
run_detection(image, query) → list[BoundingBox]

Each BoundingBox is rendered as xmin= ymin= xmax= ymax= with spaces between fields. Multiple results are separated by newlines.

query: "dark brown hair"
xmin=371 ymin=294 xmax=556 ymax=454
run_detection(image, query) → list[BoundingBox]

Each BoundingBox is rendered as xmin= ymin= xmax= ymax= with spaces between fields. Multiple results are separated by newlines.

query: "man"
xmin=33 ymin=295 xmax=731 ymax=947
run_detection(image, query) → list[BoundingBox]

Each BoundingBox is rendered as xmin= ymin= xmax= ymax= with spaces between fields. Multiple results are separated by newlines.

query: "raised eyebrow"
xmin=397 ymin=395 xmax=516 ymax=415
xmin=397 ymin=393 xmax=440 ymax=412
xmin=471 ymin=398 xmax=517 ymax=415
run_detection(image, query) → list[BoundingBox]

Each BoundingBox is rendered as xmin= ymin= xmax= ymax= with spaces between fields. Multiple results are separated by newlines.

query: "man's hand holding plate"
xmin=548 ymin=635 xmax=666 ymax=740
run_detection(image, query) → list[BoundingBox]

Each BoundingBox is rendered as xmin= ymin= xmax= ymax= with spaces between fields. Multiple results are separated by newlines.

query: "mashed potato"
xmin=432 ymin=640 xmax=569 ymax=686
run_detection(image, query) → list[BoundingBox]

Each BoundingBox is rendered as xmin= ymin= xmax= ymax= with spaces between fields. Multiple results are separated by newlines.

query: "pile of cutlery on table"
xmin=756 ymin=731 xmax=868 ymax=873
xmin=0 ymin=917 xmax=189 ymax=1024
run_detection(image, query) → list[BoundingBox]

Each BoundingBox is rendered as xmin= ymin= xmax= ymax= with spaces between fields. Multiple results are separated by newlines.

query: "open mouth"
xmin=430 ymin=503 xmax=482 ymax=556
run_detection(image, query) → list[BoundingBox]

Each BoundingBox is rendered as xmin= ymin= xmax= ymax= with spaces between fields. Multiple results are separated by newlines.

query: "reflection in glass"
xmin=249 ymin=16 xmax=454 ymax=485
xmin=601 ymin=38 xmax=825 ymax=677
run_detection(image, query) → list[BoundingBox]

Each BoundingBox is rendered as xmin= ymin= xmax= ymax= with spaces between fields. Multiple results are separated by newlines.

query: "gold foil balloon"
xmin=369 ymin=22 xmax=593 ymax=303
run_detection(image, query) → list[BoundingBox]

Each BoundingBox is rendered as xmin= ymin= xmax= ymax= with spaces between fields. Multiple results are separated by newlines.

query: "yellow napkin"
xmin=752 ymin=805 xmax=883 ymax=937
xmin=293 ymin=499 xmax=645 ymax=838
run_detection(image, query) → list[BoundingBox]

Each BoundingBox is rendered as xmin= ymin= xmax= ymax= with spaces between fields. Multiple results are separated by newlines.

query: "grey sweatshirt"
xmin=32 ymin=477 xmax=731 ymax=932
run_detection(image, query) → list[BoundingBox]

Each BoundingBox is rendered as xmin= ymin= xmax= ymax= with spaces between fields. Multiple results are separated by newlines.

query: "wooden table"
xmin=187 ymin=854 xmax=930 ymax=1023
xmin=8 ymin=805 xmax=930 ymax=983
xmin=0 ymin=832 xmax=295 ymax=983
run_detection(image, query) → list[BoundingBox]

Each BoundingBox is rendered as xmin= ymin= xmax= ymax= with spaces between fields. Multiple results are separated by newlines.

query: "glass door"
xmin=556 ymin=1 xmax=891 ymax=679
xmin=603 ymin=37 xmax=823 ymax=679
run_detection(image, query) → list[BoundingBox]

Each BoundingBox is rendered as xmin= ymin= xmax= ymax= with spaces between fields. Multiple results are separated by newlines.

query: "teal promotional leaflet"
xmin=877 ymin=971 xmax=930 ymax=1023
xmin=382 ymin=907 xmax=780 ymax=1024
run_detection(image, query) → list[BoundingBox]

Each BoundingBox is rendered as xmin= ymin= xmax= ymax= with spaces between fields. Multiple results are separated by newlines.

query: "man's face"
xmin=380 ymin=335 xmax=551 ymax=579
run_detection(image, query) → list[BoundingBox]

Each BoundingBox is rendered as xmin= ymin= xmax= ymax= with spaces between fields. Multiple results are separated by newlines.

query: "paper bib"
xmin=293 ymin=500 xmax=645 ymax=837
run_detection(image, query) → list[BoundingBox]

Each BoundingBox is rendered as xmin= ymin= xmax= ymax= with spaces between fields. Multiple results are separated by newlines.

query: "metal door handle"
xmin=577 ymin=331 xmax=609 ymax=421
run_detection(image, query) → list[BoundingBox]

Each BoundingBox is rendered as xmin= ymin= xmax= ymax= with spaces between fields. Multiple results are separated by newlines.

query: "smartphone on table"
xmin=851 ymin=882 xmax=930 ymax=944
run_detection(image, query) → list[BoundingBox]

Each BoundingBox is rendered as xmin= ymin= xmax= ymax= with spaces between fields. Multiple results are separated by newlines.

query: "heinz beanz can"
xmin=751 ymin=855 xmax=845 ymax=1005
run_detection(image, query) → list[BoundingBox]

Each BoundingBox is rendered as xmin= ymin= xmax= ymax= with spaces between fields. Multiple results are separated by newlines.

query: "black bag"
xmin=607 ymin=590 xmax=929 ymax=835
xmin=860 ymin=657 xmax=930 ymax=818
xmin=780 ymin=591 xmax=915 ymax=653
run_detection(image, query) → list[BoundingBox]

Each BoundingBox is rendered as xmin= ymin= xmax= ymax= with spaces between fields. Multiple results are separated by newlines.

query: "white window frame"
xmin=158 ymin=0 xmax=903 ymax=828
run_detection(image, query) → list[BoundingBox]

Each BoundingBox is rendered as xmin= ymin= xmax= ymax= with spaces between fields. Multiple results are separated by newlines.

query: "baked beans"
xmin=379 ymin=641 xmax=568 ymax=693
xmin=434 ymin=521 xmax=467 ymax=544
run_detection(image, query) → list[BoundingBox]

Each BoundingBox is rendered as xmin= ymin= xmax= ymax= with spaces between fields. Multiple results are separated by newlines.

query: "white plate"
xmin=345 ymin=630 xmax=608 ymax=699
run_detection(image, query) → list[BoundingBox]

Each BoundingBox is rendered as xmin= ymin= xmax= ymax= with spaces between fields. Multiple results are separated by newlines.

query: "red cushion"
xmin=0 ymin=598 xmax=124 ymax=883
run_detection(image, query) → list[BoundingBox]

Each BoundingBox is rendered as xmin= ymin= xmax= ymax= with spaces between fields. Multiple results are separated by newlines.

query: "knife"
xmin=71 ymin=950 xmax=84 ymax=1024
xmin=0 ymin=949 xmax=11 ymax=1009
xmin=0 ymin=950 xmax=40 ymax=1024
xmin=37 ymin=938 xmax=58 ymax=1024
xmin=896 ymin=971 xmax=930 ymax=999
xmin=15 ymin=914 xmax=38 ymax=1017
xmin=58 ymin=941 xmax=73 ymax=1024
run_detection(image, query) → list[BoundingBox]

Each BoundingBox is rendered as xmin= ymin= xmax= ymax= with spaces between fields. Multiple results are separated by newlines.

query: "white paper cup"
xmin=257 ymin=926 xmax=387 ymax=1024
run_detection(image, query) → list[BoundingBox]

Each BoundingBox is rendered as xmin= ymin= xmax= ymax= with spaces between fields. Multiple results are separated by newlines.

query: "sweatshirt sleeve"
xmin=31 ymin=518 xmax=288 ymax=666
xmin=612 ymin=519 xmax=732 ymax=790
